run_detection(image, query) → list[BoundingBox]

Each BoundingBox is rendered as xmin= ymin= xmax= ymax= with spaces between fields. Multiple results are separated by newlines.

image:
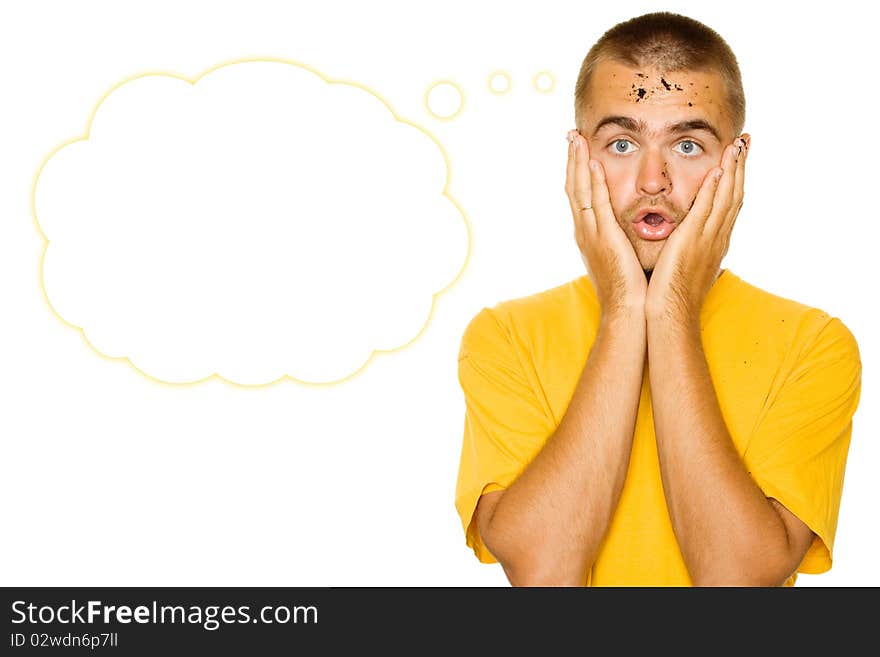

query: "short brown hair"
xmin=574 ymin=11 xmax=745 ymax=138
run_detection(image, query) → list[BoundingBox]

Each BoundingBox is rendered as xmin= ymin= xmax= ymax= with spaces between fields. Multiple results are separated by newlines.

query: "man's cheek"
xmin=681 ymin=171 xmax=712 ymax=212
xmin=596 ymin=156 xmax=625 ymax=186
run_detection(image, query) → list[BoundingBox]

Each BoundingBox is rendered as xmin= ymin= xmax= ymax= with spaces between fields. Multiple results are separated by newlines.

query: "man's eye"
xmin=611 ymin=138 xmax=635 ymax=154
xmin=675 ymin=140 xmax=703 ymax=156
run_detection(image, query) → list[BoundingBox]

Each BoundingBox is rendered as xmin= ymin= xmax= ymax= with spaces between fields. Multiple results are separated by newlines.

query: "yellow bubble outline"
xmin=423 ymin=79 xmax=465 ymax=120
xmin=32 ymin=56 xmax=473 ymax=389
xmin=533 ymin=70 xmax=556 ymax=93
xmin=487 ymin=70 xmax=512 ymax=95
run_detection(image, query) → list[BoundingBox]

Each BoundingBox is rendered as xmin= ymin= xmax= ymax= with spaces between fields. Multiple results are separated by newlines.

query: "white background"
xmin=1 ymin=0 xmax=876 ymax=586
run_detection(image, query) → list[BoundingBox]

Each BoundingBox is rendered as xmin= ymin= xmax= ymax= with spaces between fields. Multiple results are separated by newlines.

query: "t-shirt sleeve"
xmin=743 ymin=316 xmax=862 ymax=575
xmin=454 ymin=307 xmax=555 ymax=563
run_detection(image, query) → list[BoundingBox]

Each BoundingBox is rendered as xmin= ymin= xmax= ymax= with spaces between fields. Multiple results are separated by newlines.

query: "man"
xmin=454 ymin=11 xmax=862 ymax=586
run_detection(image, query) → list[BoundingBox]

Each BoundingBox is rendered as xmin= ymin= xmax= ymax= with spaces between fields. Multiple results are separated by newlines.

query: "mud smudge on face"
xmin=637 ymin=88 xmax=647 ymax=100
xmin=658 ymin=77 xmax=684 ymax=92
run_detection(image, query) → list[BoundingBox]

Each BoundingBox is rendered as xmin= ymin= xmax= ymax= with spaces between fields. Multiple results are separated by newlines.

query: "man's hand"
xmin=644 ymin=135 xmax=750 ymax=324
xmin=565 ymin=129 xmax=647 ymax=319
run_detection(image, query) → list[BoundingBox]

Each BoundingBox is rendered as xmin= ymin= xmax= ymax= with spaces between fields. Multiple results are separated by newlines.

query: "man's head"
xmin=574 ymin=12 xmax=746 ymax=274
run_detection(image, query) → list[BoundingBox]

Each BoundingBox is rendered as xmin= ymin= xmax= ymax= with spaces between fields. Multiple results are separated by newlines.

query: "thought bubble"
xmin=34 ymin=59 xmax=469 ymax=385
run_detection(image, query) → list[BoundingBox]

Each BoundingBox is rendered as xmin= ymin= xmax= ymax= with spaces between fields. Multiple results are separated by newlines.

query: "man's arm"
xmin=647 ymin=318 xmax=815 ymax=586
xmin=643 ymin=136 xmax=814 ymax=585
xmin=474 ymin=308 xmax=646 ymax=586
xmin=472 ymin=130 xmax=649 ymax=586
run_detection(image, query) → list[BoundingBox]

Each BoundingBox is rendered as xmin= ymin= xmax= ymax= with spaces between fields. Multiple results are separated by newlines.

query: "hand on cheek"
xmin=645 ymin=134 xmax=749 ymax=323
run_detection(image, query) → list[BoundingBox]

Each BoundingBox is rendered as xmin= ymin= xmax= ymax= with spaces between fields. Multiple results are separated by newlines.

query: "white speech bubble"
xmin=34 ymin=60 xmax=469 ymax=385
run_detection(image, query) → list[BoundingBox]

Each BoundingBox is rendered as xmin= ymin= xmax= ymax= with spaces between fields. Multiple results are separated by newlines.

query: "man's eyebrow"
xmin=591 ymin=115 xmax=722 ymax=143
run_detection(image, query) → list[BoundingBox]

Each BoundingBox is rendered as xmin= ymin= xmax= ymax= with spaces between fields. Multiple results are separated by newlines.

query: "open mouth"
xmin=633 ymin=210 xmax=675 ymax=240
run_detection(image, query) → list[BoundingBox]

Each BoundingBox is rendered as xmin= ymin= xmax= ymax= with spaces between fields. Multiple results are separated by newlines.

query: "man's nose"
xmin=637 ymin=149 xmax=669 ymax=195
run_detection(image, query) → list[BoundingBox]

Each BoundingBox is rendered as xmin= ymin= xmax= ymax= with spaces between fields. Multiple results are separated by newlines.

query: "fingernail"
xmin=715 ymin=168 xmax=723 ymax=182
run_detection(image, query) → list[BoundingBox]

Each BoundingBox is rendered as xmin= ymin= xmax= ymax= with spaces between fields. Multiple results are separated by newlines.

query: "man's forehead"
xmin=591 ymin=59 xmax=724 ymax=94
xmin=585 ymin=61 xmax=728 ymax=141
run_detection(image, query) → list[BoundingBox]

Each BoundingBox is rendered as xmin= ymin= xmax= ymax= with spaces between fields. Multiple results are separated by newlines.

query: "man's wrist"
xmin=646 ymin=309 xmax=701 ymax=341
xmin=600 ymin=306 xmax=646 ymax=334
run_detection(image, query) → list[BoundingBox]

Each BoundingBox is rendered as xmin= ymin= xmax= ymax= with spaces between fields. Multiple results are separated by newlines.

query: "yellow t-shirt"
xmin=454 ymin=268 xmax=862 ymax=586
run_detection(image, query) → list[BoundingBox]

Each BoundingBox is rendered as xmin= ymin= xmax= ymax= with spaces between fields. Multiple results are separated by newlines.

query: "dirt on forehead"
xmin=626 ymin=71 xmax=695 ymax=103
xmin=582 ymin=61 xmax=729 ymax=134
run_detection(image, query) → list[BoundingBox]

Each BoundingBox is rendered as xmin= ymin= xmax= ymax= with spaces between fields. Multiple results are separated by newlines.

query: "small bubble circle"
xmin=533 ymin=71 xmax=555 ymax=93
xmin=425 ymin=80 xmax=464 ymax=120
xmin=488 ymin=71 xmax=512 ymax=95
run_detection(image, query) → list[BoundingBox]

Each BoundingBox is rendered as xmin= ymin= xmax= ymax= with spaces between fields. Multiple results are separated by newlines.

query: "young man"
xmin=454 ymin=11 xmax=862 ymax=586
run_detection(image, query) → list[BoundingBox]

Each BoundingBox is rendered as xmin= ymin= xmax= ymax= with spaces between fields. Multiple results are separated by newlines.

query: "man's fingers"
xmin=704 ymin=142 xmax=738 ymax=236
xmin=587 ymin=155 xmax=614 ymax=237
xmin=567 ymin=132 xmax=597 ymax=245
xmin=572 ymin=134 xmax=593 ymax=215
xmin=720 ymin=135 xmax=748 ymax=238
xmin=565 ymin=133 xmax=576 ymax=201
xmin=565 ymin=130 xmax=596 ymax=253
xmin=690 ymin=160 xmax=724 ymax=237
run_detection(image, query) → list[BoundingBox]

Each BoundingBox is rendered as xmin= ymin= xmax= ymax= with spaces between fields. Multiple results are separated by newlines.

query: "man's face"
xmin=578 ymin=60 xmax=739 ymax=273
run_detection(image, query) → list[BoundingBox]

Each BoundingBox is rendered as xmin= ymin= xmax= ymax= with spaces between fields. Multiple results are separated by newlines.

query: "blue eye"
xmin=675 ymin=140 xmax=703 ymax=156
xmin=611 ymin=138 xmax=634 ymax=154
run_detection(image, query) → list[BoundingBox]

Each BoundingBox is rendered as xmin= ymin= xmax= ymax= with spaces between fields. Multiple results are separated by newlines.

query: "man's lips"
xmin=632 ymin=208 xmax=675 ymax=224
xmin=632 ymin=207 xmax=677 ymax=240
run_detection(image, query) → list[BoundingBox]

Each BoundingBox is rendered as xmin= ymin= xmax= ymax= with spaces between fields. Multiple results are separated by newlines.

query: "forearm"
xmin=485 ymin=310 xmax=645 ymax=585
xmin=647 ymin=317 xmax=794 ymax=586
